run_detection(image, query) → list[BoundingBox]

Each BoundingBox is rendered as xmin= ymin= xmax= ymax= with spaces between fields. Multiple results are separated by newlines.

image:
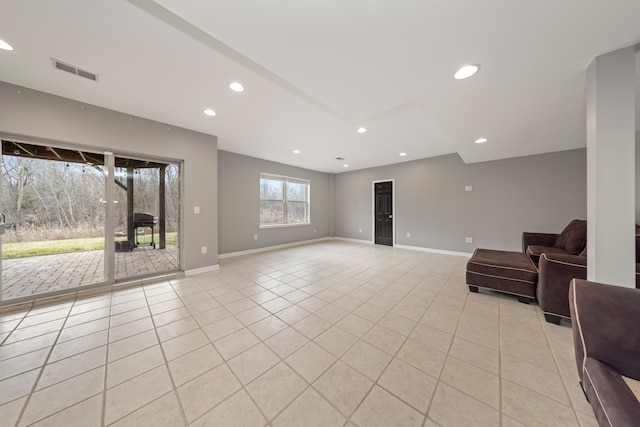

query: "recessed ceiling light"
xmin=357 ymin=127 xmax=367 ymax=133
xmin=399 ymin=152 xmax=407 ymax=157
xmin=229 ymin=82 xmax=244 ymax=92
xmin=293 ymin=149 xmax=300 ymax=154
xmin=0 ymin=39 xmax=14 ymax=51
xmin=343 ymin=164 xmax=349 ymax=168
xmin=475 ymin=137 xmax=488 ymax=144
xmin=203 ymin=108 xmax=216 ymax=117
xmin=454 ymin=64 xmax=480 ymax=80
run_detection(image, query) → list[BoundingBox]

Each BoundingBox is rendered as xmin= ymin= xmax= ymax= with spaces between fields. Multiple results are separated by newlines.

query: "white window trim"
xmin=259 ymin=173 xmax=311 ymax=228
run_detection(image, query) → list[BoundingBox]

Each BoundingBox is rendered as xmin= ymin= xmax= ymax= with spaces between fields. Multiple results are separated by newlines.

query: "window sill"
xmin=259 ymin=223 xmax=311 ymax=229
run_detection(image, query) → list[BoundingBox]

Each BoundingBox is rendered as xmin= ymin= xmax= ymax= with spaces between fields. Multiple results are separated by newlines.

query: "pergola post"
xmin=126 ymin=165 xmax=134 ymax=245
xmin=159 ymin=164 xmax=166 ymax=249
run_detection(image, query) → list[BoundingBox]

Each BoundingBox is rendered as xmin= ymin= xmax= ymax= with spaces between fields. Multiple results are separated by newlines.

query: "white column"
xmin=586 ymin=45 xmax=636 ymax=287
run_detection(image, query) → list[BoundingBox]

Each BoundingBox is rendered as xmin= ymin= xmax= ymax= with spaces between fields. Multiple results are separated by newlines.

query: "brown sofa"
xmin=522 ymin=219 xmax=588 ymax=324
xmin=522 ymin=219 xmax=587 ymax=266
xmin=531 ymin=224 xmax=640 ymax=324
xmin=569 ymin=279 xmax=640 ymax=426
xmin=538 ymin=252 xmax=640 ymax=324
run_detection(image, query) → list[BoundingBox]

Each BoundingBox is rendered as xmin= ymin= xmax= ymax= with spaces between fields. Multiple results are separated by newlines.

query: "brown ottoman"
xmin=466 ymin=249 xmax=538 ymax=303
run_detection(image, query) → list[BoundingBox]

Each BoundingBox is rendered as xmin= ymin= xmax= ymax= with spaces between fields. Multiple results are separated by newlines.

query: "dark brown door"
xmin=374 ymin=181 xmax=393 ymax=246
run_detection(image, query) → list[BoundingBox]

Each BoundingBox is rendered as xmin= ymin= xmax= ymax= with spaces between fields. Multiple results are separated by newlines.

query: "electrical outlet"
xmin=406 ymin=232 xmax=411 ymax=238
xmin=359 ymin=228 xmax=362 ymax=233
xmin=314 ymin=228 xmax=317 ymax=233
xmin=466 ymin=237 xmax=473 ymax=243
xmin=254 ymin=234 xmax=258 ymax=240
xmin=465 ymin=186 xmax=472 ymax=192
xmin=201 ymin=246 xmax=207 ymax=254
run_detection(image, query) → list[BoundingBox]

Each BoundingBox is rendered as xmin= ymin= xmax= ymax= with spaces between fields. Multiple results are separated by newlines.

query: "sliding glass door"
xmin=0 ymin=139 xmax=180 ymax=302
xmin=113 ymin=155 xmax=180 ymax=281
xmin=0 ymin=141 xmax=107 ymax=300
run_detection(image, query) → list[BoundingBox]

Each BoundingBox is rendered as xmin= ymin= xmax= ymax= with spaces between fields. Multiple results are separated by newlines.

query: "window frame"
xmin=259 ymin=173 xmax=310 ymax=228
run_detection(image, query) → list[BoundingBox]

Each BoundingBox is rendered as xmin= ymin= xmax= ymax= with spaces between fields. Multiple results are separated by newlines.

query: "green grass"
xmin=3 ymin=232 xmax=178 ymax=259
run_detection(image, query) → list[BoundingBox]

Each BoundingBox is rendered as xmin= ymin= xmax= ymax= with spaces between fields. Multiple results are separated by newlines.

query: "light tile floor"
xmin=0 ymin=241 xmax=597 ymax=426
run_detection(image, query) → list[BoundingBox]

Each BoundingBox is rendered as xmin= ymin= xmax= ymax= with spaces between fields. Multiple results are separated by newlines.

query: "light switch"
xmin=194 ymin=206 xmax=200 ymax=214
xmin=465 ymin=186 xmax=472 ymax=192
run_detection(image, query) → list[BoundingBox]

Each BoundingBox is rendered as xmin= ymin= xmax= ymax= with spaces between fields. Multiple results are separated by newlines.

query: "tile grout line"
xmin=13 ymin=297 xmax=80 ymax=427
xmin=347 ymin=264 xmax=443 ymax=425
xmin=422 ymin=262 xmax=466 ymax=425
xmin=535 ymin=307 xmax=582 ymax=425
xmin=226 ymin=271 xmax=326 ymax=426
xmin=141 ymin=281 xmax=190 ymax=427
xmin=195 ymin=277 xmax=269 ymax=423
xmin=100 ymin=290 xmax=114 ymax=427
xmin=310 ymin=257 xmax=451 ymax=424
xmin=219 ymin=262 xmax=366 ymax=424
xmin=176 ymin=275 xmax=271 ymax=426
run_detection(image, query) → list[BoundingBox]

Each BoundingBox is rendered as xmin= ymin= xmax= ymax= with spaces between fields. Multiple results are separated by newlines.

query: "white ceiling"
xmin=0 ymin=0 xmax=639 ymax=173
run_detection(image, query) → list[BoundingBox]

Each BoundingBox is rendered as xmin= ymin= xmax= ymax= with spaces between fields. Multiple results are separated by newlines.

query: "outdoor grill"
xmin=133 ymin=212 xmax=157 ymax=249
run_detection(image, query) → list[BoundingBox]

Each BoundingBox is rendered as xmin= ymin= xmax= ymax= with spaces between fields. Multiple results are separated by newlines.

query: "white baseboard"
xmin=218 ymin=237 xmax=332 ymax=259
xmin=216 ymin=238 xmax=470 ymax=261
xmin=331 ymin=237 xmax=374 ymax=245
xmin=185 ymin=265 xmax=220 ymax=276
xmin=394 ymin=244 xmax=472 ymax=257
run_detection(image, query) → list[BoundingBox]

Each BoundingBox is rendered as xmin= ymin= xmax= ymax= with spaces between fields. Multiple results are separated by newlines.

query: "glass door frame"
xmin=105 ymin=150 xmax=116 ymax=284
xmin=111 ymin=151 xmax=182 ymax=283
xmin=0 ymin=134 xmax=183 ymax=305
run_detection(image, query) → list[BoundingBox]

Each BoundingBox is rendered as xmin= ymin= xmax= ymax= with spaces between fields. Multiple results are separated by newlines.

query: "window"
xmin=260 ymin=173 xmax=310 ymax=226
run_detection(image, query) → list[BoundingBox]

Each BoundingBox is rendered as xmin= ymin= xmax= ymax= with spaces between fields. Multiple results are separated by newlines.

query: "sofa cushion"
xmin=554 ymin=219 xmax=587 ymax=255
xmin=526 ymin=245 xmax=567 ymax=259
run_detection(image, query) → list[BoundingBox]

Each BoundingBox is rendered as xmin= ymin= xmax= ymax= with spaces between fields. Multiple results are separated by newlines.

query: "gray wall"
xmin=0 ymin=81 xmax=218 ymax=271
xmin=335 ymin=149 xmax=587 ymax=253
xmin=218 ymin=150 xmax=332 ymax=254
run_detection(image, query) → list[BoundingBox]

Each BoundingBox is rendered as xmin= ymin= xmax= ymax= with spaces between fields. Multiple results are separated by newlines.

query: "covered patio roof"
xmin=2 ymin=139 xmax=170 ymax=249
xmin=2 ymin=140 xmax=167 ymax=169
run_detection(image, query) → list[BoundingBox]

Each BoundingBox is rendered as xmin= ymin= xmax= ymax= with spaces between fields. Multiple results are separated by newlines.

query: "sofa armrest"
xmin=582 ymin=357 xmax=640 ymax=427
xmin=522 ymin=232 xmax=559 ymax=253
xmin=537 ymin=253 xmax=587 ymax=319
xmin=569 ymin=279 xmax=640 ymax=383
xmin=541 ymin=252 xmax=587 ymax=269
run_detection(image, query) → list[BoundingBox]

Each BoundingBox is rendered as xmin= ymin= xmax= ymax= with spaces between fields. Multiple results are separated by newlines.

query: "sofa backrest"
xmin=554 ymin=219 xmax=587 ymax=255
xmin=570 ymin=279 xmax=640 ymax=381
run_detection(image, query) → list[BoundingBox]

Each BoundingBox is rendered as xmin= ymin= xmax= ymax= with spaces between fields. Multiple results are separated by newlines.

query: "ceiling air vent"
xmin=51 ymin=58 xmax=98 ymax=82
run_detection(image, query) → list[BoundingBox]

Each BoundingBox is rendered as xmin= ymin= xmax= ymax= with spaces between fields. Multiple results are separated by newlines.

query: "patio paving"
xmin=2 ymin=245 xmax=178 ymax=300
